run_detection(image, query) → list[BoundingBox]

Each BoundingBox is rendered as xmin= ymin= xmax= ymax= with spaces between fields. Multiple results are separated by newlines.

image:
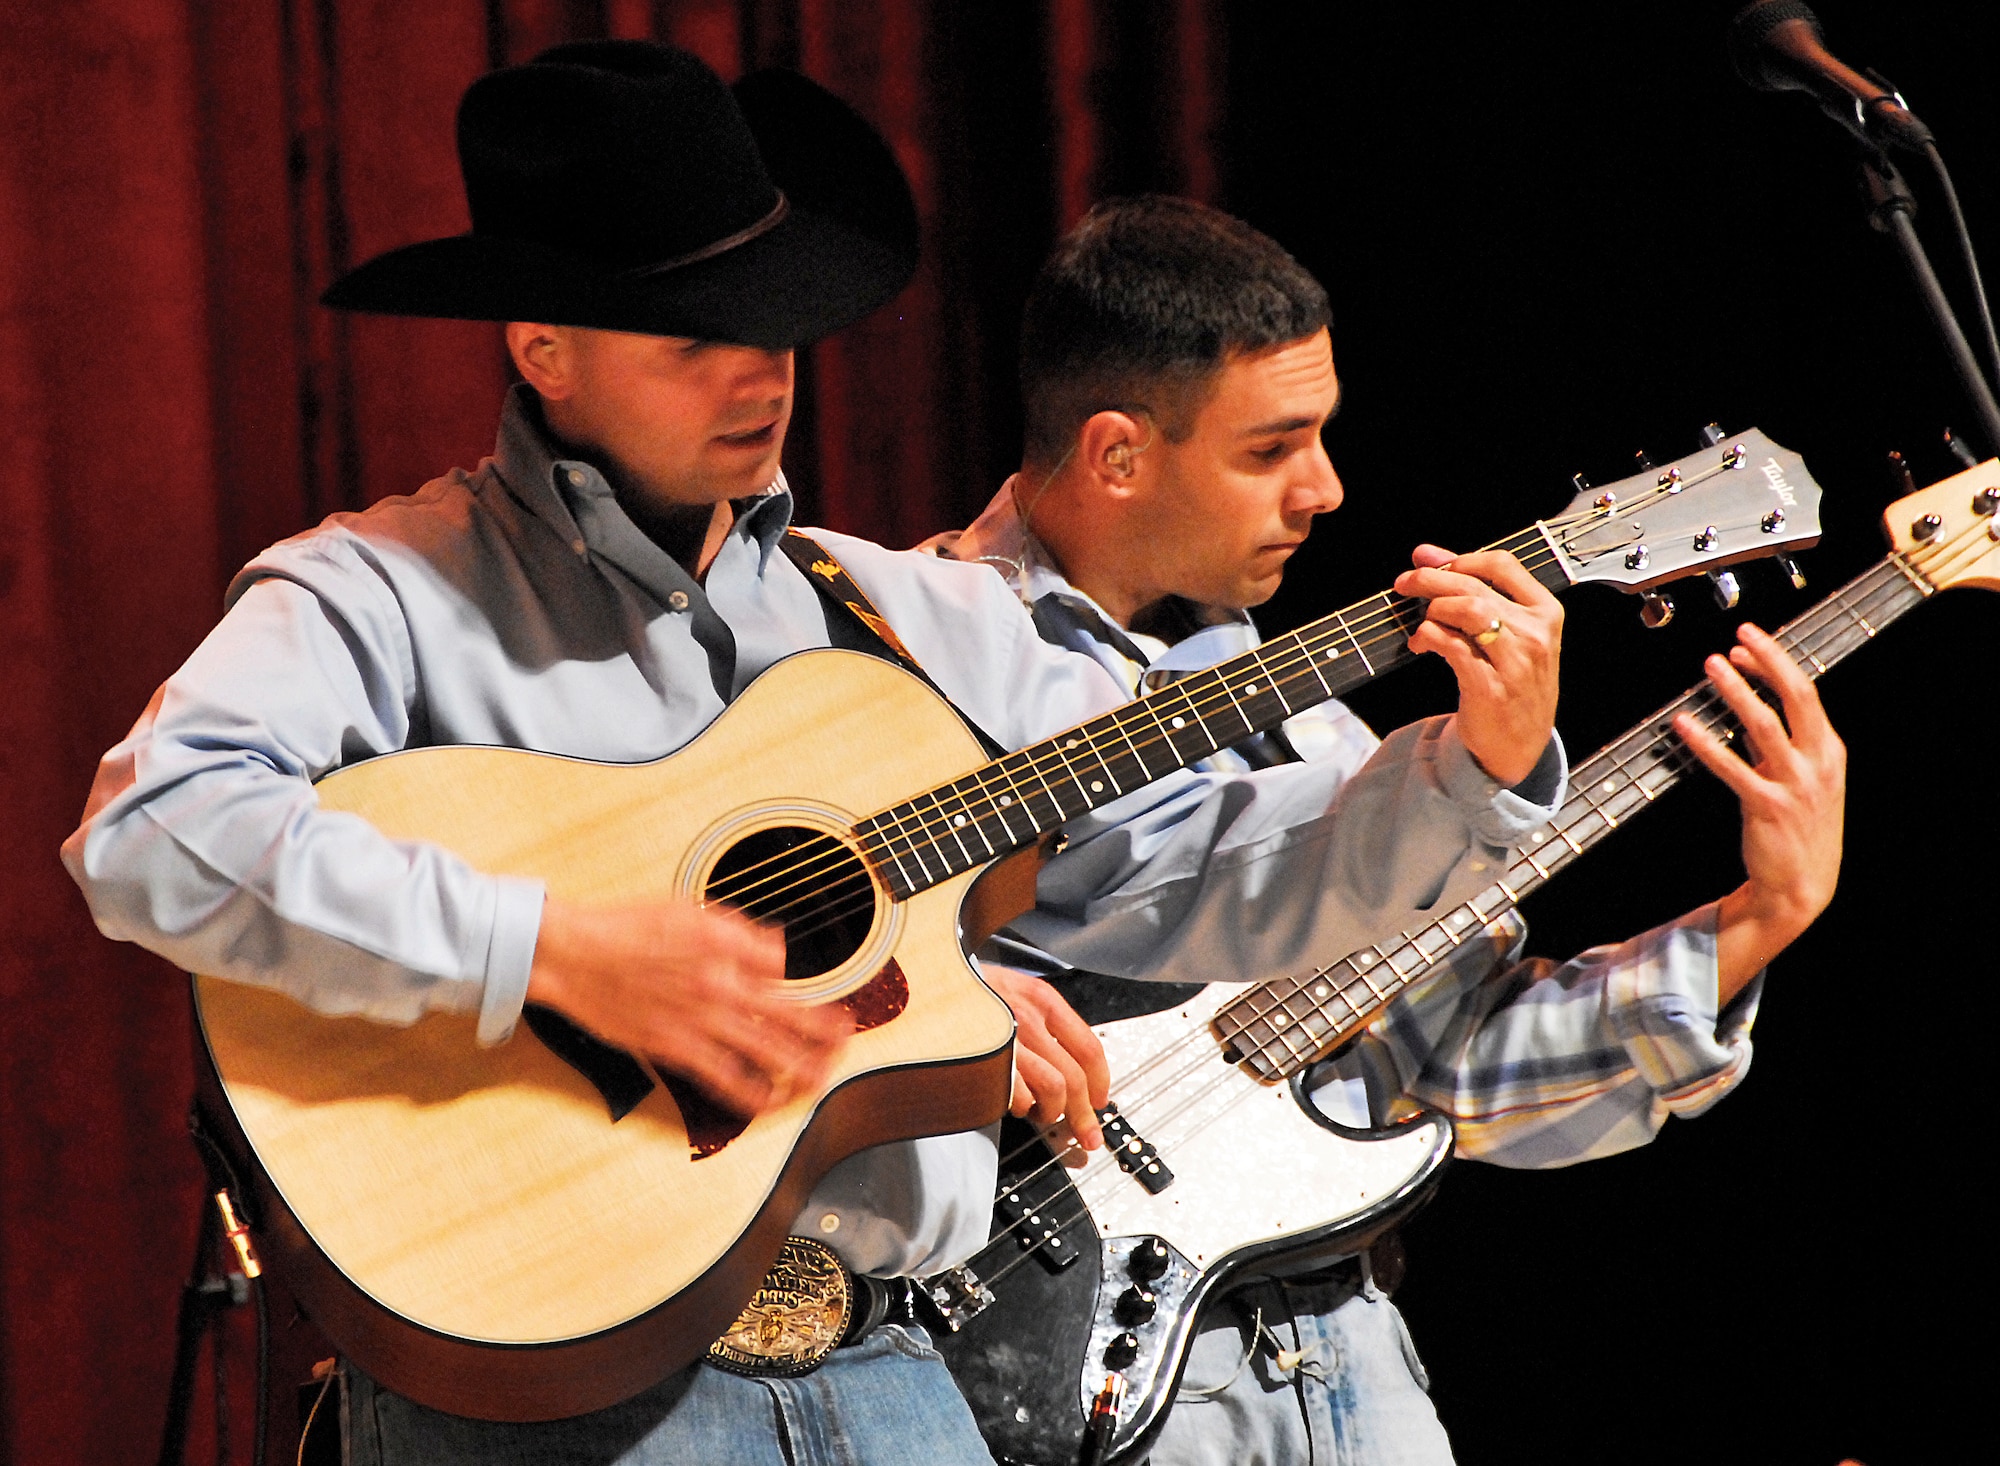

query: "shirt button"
xmin=819 ymin=1212 xmax=841 ymax=1234
xmin=571 ymin=539 xmax=587 ymax=557
xmin=565 ymin=467 xmax=587 ymax=489
xmin=668 ymin=590 xmax=690 ymax=611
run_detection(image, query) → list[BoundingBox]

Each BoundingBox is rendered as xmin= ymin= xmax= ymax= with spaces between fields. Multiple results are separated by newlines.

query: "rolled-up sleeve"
xmin=60 ymin=550 xmax=544 ymax=1043
xmin=1311 ymin=903 xmax=1762 ymax=1168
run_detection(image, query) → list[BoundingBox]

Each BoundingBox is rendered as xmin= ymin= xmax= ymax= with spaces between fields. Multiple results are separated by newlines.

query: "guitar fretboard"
xmin=855 ymin=526 xmax=1564 ymax=900
xmin=1213 ymin=551 xmax=1933 ymax=1082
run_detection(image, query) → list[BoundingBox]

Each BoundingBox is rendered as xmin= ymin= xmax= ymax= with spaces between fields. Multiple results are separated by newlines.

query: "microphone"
xmin=1727 ymin=1 xmax=1934 ymax=152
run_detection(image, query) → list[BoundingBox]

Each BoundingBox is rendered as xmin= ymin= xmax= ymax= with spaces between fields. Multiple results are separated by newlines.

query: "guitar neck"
xmin=1219 ymin=550 xmax=1934 ymax=1083
xmin=858 ymin=525 xmax=1565 ymax=900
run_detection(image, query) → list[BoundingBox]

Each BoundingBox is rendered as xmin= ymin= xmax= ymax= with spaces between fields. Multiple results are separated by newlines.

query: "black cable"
xmin=1922 ymin=139 xmax=2000 ymax=398
xmin=251 ymin=1276 xmax=269 ymax=1466
xmin=1275 ymin=1279 xmax=1316 ymax=1466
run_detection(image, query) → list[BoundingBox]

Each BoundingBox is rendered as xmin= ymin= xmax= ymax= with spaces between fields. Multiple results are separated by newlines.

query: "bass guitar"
xmin=193 ymin=431 xmax=1816 ymax=1420
xmin=930 ymin=456 xmax=1999 ymax=1466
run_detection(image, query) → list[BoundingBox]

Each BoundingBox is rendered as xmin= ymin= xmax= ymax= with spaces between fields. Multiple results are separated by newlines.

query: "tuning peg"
xmin=1911 ymin=512 xmax=1943 ymax=541
xmin=1776 ymin=554 xmax=1807 ymax=589
xmin=1633 ymin=449 xmax=1656 ymax=471
xmin=1571 ymin=471 xmax=1592 ymax=494
xmin=1975 ymin=485 xmax=2000 ymax=517
xmin=1639 ymin=592 xmax=1675 ymax=629
xmin=1708 ymin=570 xmax=1742 ymax=609
xmin=1944 ymin=427 xmax=1979 ymax=469
xmin=1698 ymin=423 xmax=1726 ymax=447
xmin=1887 ymin=449 xmax=1917 ymax=497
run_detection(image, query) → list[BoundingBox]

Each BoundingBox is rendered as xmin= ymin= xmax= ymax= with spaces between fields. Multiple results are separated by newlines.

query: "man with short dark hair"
xmin=63 ymin=49 xmax=1576 ymax=1466
xmin=930 ymin=195 xmax=1843 ymax=1465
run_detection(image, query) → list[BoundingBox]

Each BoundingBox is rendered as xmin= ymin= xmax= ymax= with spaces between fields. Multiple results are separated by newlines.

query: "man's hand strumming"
xmin=526 ymin=897 xmax=851 ymax=1117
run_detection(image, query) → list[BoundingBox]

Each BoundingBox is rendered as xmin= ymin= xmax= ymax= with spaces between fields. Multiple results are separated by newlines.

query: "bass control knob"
xmin=1128 ymin=1237 xmax=1171 ymax=1283
xmin=1104 ymin=1331 xmax=1140 ymax=1369
xmin=1115 ymin=1286 xmax=1159 ymax=1325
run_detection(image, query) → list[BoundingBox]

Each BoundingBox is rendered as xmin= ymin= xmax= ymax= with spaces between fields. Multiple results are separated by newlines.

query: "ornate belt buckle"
xmin=706 ymin=1236 xmax=854 ymax=1378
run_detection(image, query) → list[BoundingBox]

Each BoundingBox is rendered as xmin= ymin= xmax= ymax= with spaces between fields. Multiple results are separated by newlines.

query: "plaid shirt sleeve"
xmin=1306 ymin=904 xmax=1763 ymax=1169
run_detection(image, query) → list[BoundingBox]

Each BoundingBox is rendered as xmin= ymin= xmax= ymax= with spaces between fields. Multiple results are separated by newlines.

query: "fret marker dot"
xmin=1090 ymin=780 xmax=1104 ymax=793
xmin=1313 ymin=983 xmax=1329 ymax=999
xmin=1600 ymin=780 xmax=1618 ymax=794
xmin=999 ymin=795 xmax=1013 ymax=807
xmin=1065 ymin=739 xmax=1079 ymax=750
xmin=953 ymin=814 xmax=967 ymax=827
xmin=1172 ymin=716 xmax=1186 ymax=729
xmin=1245 ymin=683 xmax=1259 ymax=694
xmin=1327 ymin=648 xmax=1340 ymax=659
xmin=1532 ymin=830 xmax=1546 ymax=842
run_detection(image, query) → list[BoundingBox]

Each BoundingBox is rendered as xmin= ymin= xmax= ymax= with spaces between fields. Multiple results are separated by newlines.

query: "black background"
xmin=1206 ymin=4 xmax=1997 ymax=1464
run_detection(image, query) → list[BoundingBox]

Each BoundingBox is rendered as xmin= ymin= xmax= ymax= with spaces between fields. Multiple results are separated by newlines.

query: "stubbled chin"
xmin=715 ymin=445 xmax=783 ymax=494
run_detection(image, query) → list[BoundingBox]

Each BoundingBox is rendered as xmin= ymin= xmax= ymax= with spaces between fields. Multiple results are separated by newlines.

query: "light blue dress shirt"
xmin=64 ymin=387 xmax=1557 ymax=1276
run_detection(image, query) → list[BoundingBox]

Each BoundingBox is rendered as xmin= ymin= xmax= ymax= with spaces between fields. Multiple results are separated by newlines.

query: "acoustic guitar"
xmin=192 ymin=430 xmax=1819 ymax=1420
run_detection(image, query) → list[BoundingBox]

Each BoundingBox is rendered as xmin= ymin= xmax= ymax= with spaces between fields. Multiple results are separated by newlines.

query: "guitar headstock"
xmin=1546 ymin=428 xmax=1823 ymax=593
xmin=1882 ymin=458 xmax=2000 ymax=592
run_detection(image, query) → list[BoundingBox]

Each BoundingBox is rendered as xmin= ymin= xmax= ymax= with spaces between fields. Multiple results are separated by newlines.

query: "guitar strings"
xmin=1214 ymin=550 xmax=1936 ymax=1073
xmin=715 ymin=577 xmax=1455 ymax=934
xmin=856 ymin=526 xmax=1559 ymax=852
xmin=970 ymin=557 xmax=1931 ymax=1257
xmin=967 ymin=530 xmax=1961 ymax=1250
xmin=683 ymin=479 xmax=1722 ymax=921
xmin=691 ymin=570 xmax=1447 ymax=924
xmin=721 ymin=527 xmax=1565 ymax=937
xmin=677 ymin=465 xmax=1767 ymax=920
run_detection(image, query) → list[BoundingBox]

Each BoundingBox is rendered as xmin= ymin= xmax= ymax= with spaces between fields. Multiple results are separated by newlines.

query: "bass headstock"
xmin=1545 ymin=428 xmax=1823 ymax=595
xmin=1882 ymin=458 xmax=2000 ymax=593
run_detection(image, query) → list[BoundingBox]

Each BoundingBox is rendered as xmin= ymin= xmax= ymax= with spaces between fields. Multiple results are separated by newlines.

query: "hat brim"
xmin=321 ymin=69 xmax=919 ymax=350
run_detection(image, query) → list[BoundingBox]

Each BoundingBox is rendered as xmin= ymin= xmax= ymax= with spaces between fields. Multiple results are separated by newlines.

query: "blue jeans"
xmin=343 ymin=1324 xmax=997 ymax=1466
xmin=1142 ymin=1270 xmax=1453 ymax=1466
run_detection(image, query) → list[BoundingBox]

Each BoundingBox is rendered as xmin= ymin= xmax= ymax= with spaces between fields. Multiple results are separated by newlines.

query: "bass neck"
xmin=1218 ymin=550 xmax=1931 ymax=1083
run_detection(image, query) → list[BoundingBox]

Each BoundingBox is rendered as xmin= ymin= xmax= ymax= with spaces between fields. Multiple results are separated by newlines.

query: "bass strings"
xmin=969 ymin=525 xmax=1965 ymax=1260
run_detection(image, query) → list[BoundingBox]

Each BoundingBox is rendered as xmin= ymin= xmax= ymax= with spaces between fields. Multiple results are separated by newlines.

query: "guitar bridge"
xmin=1098 ymin=1103 xmax=1174 ymax=1195
xmin=920 ymin=1264 xmax=996 ymax=1333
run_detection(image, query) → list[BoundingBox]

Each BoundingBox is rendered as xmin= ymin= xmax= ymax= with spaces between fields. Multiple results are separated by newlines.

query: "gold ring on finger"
xmin=1473 ymin=618 xmax=1504 ymax=647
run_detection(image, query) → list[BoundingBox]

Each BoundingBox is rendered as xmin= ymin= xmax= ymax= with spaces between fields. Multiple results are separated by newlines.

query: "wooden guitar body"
xmin=194 ymin=650 xmax=1016 ymax=1421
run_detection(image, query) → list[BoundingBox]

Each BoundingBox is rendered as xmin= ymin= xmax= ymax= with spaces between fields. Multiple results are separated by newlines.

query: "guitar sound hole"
xmin=704 ymin=826 xmax=877 ymax=982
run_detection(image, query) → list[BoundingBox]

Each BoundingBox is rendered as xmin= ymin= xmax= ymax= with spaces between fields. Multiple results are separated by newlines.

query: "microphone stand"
xmin=1856 ymin=145 xmax=2000 ymax=454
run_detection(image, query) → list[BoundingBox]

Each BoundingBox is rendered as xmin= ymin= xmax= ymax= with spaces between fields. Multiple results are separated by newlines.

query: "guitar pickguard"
xmin=932 ymin=986 xmax=1452 ymax=1464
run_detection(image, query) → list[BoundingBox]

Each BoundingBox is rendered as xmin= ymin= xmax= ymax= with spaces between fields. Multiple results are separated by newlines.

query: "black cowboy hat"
xmin=321 ymin=41 xmax=918 ymax=349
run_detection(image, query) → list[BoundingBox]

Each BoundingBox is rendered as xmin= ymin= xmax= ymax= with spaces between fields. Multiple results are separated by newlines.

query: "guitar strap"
xmin=780 ymin=529 xmax=1006 ymax=759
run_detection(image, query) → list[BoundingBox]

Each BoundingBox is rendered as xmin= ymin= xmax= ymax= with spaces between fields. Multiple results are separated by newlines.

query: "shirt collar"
xmin=940 ymin=477 xmax=1253 ymax=656
xmin=489 ymin=383 xmax=796 ymax=566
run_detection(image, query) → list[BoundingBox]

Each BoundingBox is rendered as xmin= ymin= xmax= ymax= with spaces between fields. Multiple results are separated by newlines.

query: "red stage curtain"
xmin=0 ymin=2 xmax=1221 ymax=1461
